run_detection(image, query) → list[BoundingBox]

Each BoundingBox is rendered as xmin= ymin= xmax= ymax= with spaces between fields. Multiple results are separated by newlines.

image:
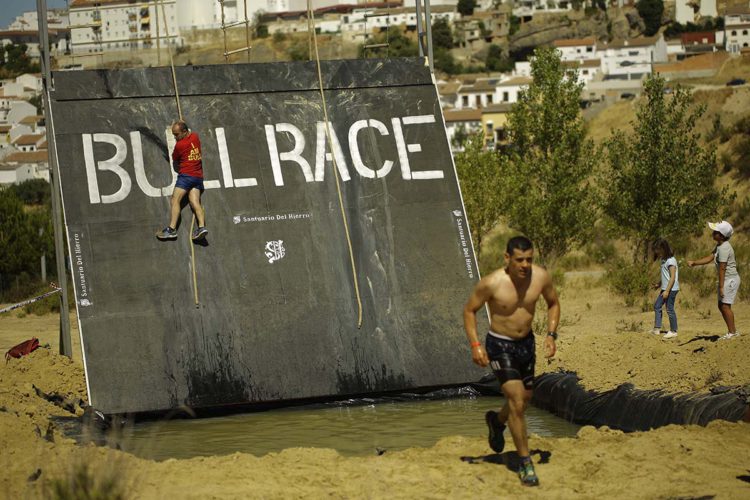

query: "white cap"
xmin=708 ymin=220 xmax=733 ymax=239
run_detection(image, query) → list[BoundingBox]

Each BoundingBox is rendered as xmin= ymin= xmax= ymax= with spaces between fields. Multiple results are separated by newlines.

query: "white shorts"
xmin=719 ymin=276 xmax=741 ymax=305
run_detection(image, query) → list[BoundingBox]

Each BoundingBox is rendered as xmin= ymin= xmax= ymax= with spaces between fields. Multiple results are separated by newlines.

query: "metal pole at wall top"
xmin=414 ymin=0 xmax=424 ymax=58
xmin=36 ymin=0 xmax=73 ymax=358
xmin=424 ymin=0 xmax=434 ymax=74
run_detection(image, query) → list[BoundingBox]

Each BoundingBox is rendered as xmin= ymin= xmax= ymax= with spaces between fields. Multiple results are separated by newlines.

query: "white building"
xmin=266 ymin=0 xmax=365 ymax=13
xmin=513 ymin=0 xmax=573 ymax=19
xmin=553 ymin=37 xmax=597 ymax=61
xmin=7 ymin=9 xmax=69 ymax=31
xmin=563 ymin=59 xmax=602 ymax=86
xmin=0 ymin=124 xmax=12 ymax=155
xmin=0 ymin=151 xmax=49 ymax=185
xmin=16 ymin=74 xmax=43 ymax=94
xmin=69 ymin=0 xmax=181 ymax=54
xmin=11 ymin=134 xmax=46 ymax=153
xmin=450 ymin=75 xmax=531 ymax=110
xmin=455 ymin=79 xmax=500 ymax=109
xmin=341 ymin=5 xmax=457 ymax=40
xmin=598 ymin=34 xmax=668 ymax=79
xmin=552 ymin=38 xmax=602 ymax=87
xmin=442 ymin=108 xmax=481 ymax=151
xmin=177 ymin=0 xmax=263 ymax=30
xmin=675 ymin=0 xmax=717 ymax=25
xmin=725 ymin=5 xmax=750 ymax=53
xmin=0 ymin=100 xmax=36 ymax=125
xmin=493 ymin=77 xmax=531 ymax=104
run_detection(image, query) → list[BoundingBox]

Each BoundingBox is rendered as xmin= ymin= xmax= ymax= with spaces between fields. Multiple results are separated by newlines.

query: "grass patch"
xmin=606 ymin=259 xmax=652 ymax=307
xmin=46 ymin=461 xmax=126 ymax=500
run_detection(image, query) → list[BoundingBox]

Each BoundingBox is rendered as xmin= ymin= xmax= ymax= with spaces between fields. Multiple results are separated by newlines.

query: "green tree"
xmin=434 ymin=48 xmax=462 ymax=74
xmin=602 ymin=75 xmax=728 ymax=262
xmin=509 ymin=16 xmax=521 ymax=36
xmin=358 ymin=27 xmax=418 ymax=59
xmin=253 ymin=10 xmax=269 ymax=38
xmin=432 ymin=18 xmax=454 ymax=50
xmin=0 ymin=189 xmax=38 ymax=291
xmin=0 ymin=43 xmax=40 ymax=78
xmin=636 ymin=0 xmax=664 ymax=36
xmin=485 ymin=44 xmax=513 ymax=72
xmin=9 ymin=178 xmax=51 ymax=205
xmin=452 ymin=123 xmax=470 ymax=149
xmin=287 ymin=40 xmax=309 ymax=61
xmin=457 ymin=0 xmax=477 ymax=16
xmin=500 ymin=47 xmax=599 ymax=263
xmin=455 ymin=134 xmax=504 ymax=254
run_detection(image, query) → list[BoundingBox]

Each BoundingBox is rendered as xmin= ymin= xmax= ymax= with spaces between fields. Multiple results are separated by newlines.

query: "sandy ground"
xmin=1 ymin=278 xmax=749 ymax=499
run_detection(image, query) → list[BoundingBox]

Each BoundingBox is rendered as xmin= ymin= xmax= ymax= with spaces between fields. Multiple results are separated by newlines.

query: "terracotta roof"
xmin=0 ymin=125 xmax=11 ymax=133
xmin=12 ymin=134 xmax=45 ymax=146
xmin=726 ymin=23 xmax=750 ymax=29
xmin=19 ymin=115 xmax=44 ymax=125
xmin=2 ymin=150 xmax=49 ymax=163
xmin=70 ymin=0 xmax=132 ymax=7
xmin=443 ymin=108 xmax=482 ymax=122
xmin=496 ymin=77 xmax=532 ymax=87
xmin=438 ymin=82 xmax=461 ymax=95
xmin=482 ymin=103 xmax=513 ymax=113
xmin=553 ymin=36 xmax=596 ymax=47
xmin=563 ymin=59 xmax=601 ymax=68
xmin=460 ymin=79 xmax=498 ymax=93
xmin=602 ymin=35 xmax=662 ymax=49
xmin=725 ymin=6 xmax=750 ymax=15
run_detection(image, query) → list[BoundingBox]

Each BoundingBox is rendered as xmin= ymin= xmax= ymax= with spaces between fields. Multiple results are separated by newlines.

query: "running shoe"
xmin=192 ymin=226 xmax=208 ymax=241
xmin=156 ymin=227 xmax=177 ymax=240
xmin=485 ymin=410 xmax=506 ymax=453
xmin=518 ymin=460 xmax=540 ymax=487
xmin=663 ymin=331 xmax=678 ymax=339
xmin=720 ymin=332 xmax=740 ymax=340
xmin=650 ymin=328 xmax=662 ymax=335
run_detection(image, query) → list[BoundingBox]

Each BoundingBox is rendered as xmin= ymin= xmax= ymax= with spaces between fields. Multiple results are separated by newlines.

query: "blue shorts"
xmin=175 ymin=174 xmax=204 ymax=192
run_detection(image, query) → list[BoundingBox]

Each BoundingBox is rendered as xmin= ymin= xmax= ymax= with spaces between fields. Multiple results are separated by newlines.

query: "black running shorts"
xmin=484 ymin=332 xmax=536 ymax=390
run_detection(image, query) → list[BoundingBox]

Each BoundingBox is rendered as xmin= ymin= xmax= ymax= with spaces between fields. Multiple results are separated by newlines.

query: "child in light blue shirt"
xmin=651 ymin=239 xmax=679 ymax=339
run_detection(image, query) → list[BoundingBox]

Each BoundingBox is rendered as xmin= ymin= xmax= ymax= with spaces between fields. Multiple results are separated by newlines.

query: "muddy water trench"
xmin=65 ymin=395 xmax=580 ymax=460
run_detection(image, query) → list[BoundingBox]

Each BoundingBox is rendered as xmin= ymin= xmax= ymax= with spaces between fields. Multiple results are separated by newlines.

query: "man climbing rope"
xmin=156 ymin=120 xmax=208 ymax=241
xmin=463 ymin=236 xmax=560 ymax=487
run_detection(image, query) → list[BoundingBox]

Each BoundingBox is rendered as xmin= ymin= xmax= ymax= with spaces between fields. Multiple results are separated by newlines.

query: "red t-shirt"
xmin=172 ymin=132 xmax=203 ymax=178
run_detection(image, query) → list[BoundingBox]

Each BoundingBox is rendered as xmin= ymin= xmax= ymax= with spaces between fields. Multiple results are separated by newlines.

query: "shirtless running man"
xmin=463 ymin=236 xmax=560 ymax=486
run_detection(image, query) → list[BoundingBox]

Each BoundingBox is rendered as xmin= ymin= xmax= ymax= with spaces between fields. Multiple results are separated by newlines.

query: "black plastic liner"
xmin=530 ymin=371 xmax=750 ymax=432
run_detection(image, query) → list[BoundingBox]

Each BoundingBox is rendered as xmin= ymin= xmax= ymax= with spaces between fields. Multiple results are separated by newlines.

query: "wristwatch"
xmin=546 ymin=332 xmax=558 ymax=340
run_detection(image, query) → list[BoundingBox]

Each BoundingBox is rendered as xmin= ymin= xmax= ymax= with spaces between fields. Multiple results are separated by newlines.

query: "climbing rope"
xmin=307 ymin=1 xmax=364 ymax=328
xmin=159 ymin=0 xmax=199 ymax=307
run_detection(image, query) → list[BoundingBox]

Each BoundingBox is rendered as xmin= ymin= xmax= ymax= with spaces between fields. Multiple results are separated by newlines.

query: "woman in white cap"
xmin=687 ymin=221 xmax=741 ymax=340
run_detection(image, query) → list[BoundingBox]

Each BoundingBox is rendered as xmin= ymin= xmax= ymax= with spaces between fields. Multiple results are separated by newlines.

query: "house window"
xmin=503 ymin=91 xmax=509 ymax=101
xmin=744 ymin=30 xmax=748 ymax=35
xmin=586 ymin=46 xmax=593 ymax=52
xmin=475 ymin=95 xmax=481 ymax=107
xmin=462 ymin=96 xmax=469 ymax=107
xmin=732 ymin=30 xmax=737 ymax=36
xmin=487 ymin=94 xmax=493 ymax=103
xmin=583 ymin=69 xmax=589 ymax=75
xmin=628 ymin=50 xmax=639 ymax=56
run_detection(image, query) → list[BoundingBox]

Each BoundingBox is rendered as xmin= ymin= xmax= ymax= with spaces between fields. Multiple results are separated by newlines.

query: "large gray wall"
xmin=50 ymin=58 xmax=487 ymax=414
